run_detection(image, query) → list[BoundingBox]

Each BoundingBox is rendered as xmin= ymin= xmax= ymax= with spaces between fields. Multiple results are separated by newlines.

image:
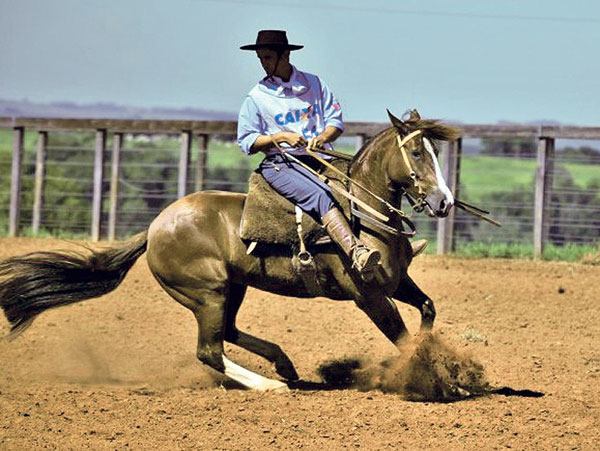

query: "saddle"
xmin=239 ymin=158 xmax=351 ymax=247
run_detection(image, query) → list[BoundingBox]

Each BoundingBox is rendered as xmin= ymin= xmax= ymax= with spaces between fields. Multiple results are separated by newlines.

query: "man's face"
xmin=256 ymin=48 xmax=288 ymax=76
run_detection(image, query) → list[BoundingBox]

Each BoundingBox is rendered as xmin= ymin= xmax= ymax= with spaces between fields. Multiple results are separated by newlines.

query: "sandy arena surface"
xmin=0 ymin=237 xmax=598 ymax=450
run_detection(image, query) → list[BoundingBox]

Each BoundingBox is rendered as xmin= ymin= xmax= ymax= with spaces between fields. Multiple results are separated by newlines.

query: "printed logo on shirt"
xmin=299 ymin=106 xmax=312 ymax=121
xmin=274 ymin=103 xmax=321 ymax=126
xmin=302 ymin=126 xmax=320 ymax=139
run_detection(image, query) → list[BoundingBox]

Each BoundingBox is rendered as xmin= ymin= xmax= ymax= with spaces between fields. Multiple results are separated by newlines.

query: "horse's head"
xmin=385 ymin=109 xmax=460 ymax=218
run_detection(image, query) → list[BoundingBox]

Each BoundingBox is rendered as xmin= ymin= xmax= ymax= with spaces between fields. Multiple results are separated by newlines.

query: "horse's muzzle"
xmin=425 ymin=192 xmax=453 ymax=218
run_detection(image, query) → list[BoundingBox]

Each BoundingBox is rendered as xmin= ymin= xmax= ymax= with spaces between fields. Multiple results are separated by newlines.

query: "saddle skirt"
xmin=239 ymin=158 xmax=351 ymax=247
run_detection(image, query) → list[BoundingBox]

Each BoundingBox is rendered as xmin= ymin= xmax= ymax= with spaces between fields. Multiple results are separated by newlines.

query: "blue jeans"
xmin=258 ymin=154 xmax=336 ymax=222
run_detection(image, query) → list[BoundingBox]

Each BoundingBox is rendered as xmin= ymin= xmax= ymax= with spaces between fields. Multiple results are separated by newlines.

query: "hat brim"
xmin=240 ymin=43 xmax=303 ymax=51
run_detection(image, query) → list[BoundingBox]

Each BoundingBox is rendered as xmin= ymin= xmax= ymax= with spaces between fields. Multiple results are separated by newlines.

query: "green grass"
xmin=459 ymin=155 xmax=600 ymax=204
xmin=459 ymin=156 xmax=536 ymax=203
xmin=563 ymin=161 xmax=600 ymax=187
xmin=453 ymin=241 xmax=600 ymax=262
xmin=0 ymin=129 xmax=40 ymax=154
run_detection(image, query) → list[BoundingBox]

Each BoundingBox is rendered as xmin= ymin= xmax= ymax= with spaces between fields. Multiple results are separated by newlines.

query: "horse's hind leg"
xmin=224 ymin=283 xmax=299 ymax=381
xmin=158 ymin=282 xmax=288 ymax=392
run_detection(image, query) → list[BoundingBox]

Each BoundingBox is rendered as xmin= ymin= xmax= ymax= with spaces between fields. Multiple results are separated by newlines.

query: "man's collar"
xmin=261 ymin=65 xmax=308 ymax=96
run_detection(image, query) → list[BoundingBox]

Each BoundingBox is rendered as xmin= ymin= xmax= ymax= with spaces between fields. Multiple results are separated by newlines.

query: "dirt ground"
xmin=0 ymin=237 xmax=598 ymax=450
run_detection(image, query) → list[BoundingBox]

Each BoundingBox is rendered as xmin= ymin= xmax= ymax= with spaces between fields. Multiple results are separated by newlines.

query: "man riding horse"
xmin=0 ymin=29 xmax=476 ymax=394
xmin=237 ymin=30 xmax=426 ymax=279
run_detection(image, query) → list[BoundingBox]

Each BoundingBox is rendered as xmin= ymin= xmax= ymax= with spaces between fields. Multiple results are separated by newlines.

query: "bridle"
xmin=395 ymin=129 xmax=428 ymax=213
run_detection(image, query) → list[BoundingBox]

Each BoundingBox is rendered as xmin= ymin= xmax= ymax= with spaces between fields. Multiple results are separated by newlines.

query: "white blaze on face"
xmin=423 ymin=137 xmax=454 ymax=206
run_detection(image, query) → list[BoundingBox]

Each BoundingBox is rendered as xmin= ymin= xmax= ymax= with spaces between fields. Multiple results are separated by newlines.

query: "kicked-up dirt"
xmin=0 ymin=237 xmax=598 ymax=450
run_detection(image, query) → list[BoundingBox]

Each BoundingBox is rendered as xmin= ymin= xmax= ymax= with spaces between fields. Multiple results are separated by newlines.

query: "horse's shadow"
xmin=289 ymin=379 xmax=543 ymax=397
xmin=288 ymin=379 xmax=346 ymax=391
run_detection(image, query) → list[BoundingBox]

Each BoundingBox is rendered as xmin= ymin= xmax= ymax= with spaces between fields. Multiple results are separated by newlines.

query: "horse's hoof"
xmin=276 ymin=360 xmax=299 ymax=381
xmin=420 ymin=299 xmax=436 ymax=329
xmin=420 ymin=322 xmax=434 ymax=332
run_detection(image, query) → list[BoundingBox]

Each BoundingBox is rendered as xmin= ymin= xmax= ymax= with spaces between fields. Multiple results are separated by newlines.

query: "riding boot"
xmin=321 ymin=208 xmax=381 ymax=277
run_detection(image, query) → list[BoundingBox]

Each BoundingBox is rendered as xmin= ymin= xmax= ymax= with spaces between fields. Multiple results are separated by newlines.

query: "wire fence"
xmin=0 ymin=130 xmax=259 ymax=237
xmin=1 ymin=127 xmax=599 ymax=253
xmin=393 ymin=137 xmax=600 ymax=249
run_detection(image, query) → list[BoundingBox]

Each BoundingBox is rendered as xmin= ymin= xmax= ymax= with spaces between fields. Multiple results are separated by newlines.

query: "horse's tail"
xmin=0 ymin=230 xmax=148 ymax=338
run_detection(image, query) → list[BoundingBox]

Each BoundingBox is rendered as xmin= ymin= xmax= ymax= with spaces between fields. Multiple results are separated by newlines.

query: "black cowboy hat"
xmin=240 ymin=30 xmax=303 ymax=51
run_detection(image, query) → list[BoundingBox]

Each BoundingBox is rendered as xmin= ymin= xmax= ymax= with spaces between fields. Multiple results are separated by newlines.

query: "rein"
xmin=269 ymin=130 xmax=500 ymax=234
xmin=269 ymin=137 xmax=389 ymax=223
xmin=304 ymin=146 xmax=407 ymax=218
xmin=269 ymin=134 xmax=423 ymax=237
xmin=301 ymin=130 xmax=427 ymax=218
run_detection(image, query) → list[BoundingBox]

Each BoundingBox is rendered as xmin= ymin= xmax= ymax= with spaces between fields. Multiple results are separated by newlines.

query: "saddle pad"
xmin=239 ymin=159 xmax=351 ymax=246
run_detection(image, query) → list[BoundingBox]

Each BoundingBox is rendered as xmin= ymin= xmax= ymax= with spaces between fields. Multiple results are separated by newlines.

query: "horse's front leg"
xmin=392 ymin=275 xmax=436 ymax=330
xmin=354 ymin=285 xmax=410 ymax=346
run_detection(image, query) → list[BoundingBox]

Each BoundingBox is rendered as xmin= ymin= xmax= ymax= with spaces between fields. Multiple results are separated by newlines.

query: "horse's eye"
xmin=412 ymin=151 xmax=421 ymax=159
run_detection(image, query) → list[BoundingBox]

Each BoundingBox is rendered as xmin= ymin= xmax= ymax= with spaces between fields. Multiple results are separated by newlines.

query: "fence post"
xmin=195 ymin=134 xmax=209 ymax=192
xmin=8 ymin=127 xmax=25 ymax=237
xmin=91 ymin=129 xmax=106 ymax=242
xmin=178 ymin=131 xmax=191 ymax=198
xmin=32 ymin=131 xmax=48 ymax=235
xmin=534 ymin=136 xmax=555 ymax=257
xmin=108 ymin=132 xmax=123 ymax=241
xmin=355 ymin=134 xmax=366 ymax=152
xmin=436 ymin=138 xmax=462 ymax=254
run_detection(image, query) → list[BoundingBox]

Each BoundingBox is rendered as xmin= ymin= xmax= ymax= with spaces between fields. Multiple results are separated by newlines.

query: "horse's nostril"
xmin=435 ymin=199 xmax=450 ymax=217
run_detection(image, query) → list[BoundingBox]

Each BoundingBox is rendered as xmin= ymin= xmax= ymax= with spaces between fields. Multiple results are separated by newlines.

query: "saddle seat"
xmin=239 ymin=158 xmax=351 ymax=247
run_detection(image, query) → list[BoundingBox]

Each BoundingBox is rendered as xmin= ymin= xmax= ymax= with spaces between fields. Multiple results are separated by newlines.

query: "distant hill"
xmin=0 ymin=98 xmax=238 ymax=121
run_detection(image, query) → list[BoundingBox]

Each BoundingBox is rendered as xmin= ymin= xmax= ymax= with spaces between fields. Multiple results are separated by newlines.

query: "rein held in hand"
xmin=269 ymin=134 xmax=421 ymax=237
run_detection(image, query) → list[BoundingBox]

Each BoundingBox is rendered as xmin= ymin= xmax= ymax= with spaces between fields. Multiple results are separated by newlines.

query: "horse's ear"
xmin=409 ymin=109 xmax=421 ymax=121
xmin=387 ymin=109 xmax=409 ymax=134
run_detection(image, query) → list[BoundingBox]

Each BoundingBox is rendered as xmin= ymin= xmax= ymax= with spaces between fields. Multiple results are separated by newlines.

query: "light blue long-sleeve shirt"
xmin=237 ymin=66 xmax=344 ymax=156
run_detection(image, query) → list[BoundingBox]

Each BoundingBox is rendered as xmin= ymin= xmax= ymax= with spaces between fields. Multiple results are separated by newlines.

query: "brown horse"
xmin=0 ymin=110 xmax=460 ymax=392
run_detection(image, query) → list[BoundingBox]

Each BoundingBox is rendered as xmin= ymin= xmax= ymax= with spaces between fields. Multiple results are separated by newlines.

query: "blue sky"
xmin=1 ymin=0 xmax=599 ymax=125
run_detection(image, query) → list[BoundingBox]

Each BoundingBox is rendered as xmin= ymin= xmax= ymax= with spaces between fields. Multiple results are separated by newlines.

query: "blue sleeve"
xmin=320 ymin=78 xmax=344 ymax=132
xmin=237 ymin=95 xmax=264 ymax=155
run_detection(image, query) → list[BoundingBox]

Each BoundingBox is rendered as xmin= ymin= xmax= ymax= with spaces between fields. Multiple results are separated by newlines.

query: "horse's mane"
xmin=406 ymin=118 xmax=461 ymax=142
xmin=352 ymin=118 xmax=461 ymax=164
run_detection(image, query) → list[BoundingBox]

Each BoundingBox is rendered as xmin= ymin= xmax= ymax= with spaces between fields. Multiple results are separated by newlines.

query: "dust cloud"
xmin=318 ymin=332 xmax=489 ymax=401
xmin=9 ymin=329 xmax=217 ymax=391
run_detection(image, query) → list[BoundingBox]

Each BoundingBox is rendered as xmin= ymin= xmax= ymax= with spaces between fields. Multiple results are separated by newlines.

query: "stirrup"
xmin=352 ymin=246 xmax=381 ymax=274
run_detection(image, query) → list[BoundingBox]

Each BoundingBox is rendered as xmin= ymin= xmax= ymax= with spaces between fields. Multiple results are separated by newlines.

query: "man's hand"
xmin=249 ymin=132 xmax=306 ymax=154
xmin=278 ymin=132 xmax=307 ymax=148
xmin=249 ymin=126 xmax=342 ymax=154
xmin=307 ymin=126 xmax=343 ymax=151
xmin=307 ymin=135 xmax=326 ymax=150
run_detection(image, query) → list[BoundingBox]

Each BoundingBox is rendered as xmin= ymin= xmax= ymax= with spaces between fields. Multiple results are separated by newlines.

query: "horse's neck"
xmin=349 ymin=130 xmax=396 ymax=205
xmin=348 ymin=131 xmax=408 ymax=274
